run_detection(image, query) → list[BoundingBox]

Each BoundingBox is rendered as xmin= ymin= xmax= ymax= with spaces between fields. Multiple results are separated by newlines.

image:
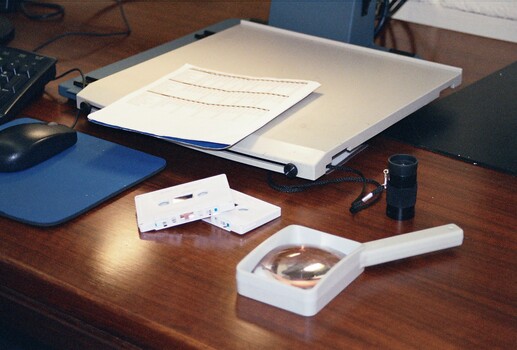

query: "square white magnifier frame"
xmin=236 ymin=224 xmax=463 ymax=316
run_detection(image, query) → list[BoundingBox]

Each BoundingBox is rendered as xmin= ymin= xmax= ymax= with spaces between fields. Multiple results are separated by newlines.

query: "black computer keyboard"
xmin=0 ymin=46 xmax=57 ymax=125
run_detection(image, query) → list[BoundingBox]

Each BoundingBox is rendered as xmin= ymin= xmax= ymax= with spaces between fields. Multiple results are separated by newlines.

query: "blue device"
xmin=268 ymin=0 xmax=377 ymax=47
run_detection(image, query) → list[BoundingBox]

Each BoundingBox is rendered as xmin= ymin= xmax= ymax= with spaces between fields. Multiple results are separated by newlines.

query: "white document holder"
xmin=78 ymin=20 xmax=462 ymax=180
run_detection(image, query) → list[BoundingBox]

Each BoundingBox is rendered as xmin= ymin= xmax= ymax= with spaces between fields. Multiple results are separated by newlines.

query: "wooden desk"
xmin=1 ymin=2 xmax=516 ymax=349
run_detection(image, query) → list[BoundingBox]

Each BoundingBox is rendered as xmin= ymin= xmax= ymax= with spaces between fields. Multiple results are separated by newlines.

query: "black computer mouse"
xmin=0 ymin=122 xmax=77 ymax=172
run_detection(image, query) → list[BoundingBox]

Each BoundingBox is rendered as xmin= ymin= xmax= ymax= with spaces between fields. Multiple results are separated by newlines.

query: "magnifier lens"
xmin=254 ymin=245 xmax=345 ymax=289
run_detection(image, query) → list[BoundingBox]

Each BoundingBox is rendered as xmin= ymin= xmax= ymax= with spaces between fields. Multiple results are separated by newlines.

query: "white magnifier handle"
xmin=360 ymin=224 xmax=463 ymax=268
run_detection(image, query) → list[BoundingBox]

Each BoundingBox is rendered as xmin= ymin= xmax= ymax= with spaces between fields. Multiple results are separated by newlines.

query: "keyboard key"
xmin=0 ymin=47 xmax=56 ymax=124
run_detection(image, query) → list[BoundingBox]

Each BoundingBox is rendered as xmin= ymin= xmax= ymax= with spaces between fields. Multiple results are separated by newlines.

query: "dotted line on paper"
xmin=148 ymin=90 xmax=270 ymax=112
xmin=169 ymin=79 xmax=289 ymax=98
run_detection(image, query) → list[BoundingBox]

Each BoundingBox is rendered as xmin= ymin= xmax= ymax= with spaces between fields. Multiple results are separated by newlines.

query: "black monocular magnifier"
xmin=386 ymin=154 xmax=418 ymax=220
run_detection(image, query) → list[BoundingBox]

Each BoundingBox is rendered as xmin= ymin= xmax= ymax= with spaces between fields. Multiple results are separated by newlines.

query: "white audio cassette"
xmin=203 ymin=190 xmax=281 ymax=234
xmin=135 ymin=174 xmax=235 ymax=232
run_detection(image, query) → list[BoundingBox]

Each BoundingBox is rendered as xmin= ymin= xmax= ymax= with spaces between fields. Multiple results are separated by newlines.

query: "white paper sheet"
xmin=88 ymin=64 xmax=320 ymax=149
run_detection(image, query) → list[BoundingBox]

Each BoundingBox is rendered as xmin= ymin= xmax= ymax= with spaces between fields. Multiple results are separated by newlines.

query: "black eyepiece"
xmin=386 ymin=154 xmax=418 ymax=220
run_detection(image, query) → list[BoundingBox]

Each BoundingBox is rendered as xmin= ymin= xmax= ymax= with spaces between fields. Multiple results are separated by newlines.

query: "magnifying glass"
xmin=237 ymin=224 xmax=463 ymax=316
xmin=255 ymin=245 xmax=345 ymax=289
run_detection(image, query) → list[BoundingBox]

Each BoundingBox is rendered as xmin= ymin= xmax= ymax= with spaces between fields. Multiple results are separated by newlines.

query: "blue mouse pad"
xmin=0 ymin=118 xmax=166 ymax=226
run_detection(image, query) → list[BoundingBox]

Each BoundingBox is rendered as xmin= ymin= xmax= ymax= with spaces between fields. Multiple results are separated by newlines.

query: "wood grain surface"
xmin=1 ymin=2 xmax=516 ymax=349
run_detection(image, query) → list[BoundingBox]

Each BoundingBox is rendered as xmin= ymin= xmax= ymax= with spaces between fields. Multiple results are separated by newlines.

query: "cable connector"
xmin=349 ymin=169 xmax=388 ymax=214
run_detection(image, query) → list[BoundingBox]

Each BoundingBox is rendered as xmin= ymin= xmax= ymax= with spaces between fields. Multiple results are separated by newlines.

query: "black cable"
xmin=375 ymin=0 xmax=390 ymax=38
xmin=389 ymin=0 xmax=408 ymax=16
xmin=349 ymin=182 xmax=384 ymax=214
xmin=20 ymin=0 xmax=65 ymax=20
xmin=267 ymin=165 xmax=384 ymax=214
xmin=53 ymin=67 xmax=85 ymax=83
xmin=375 ymin=0 xmax=408 ymax=38
xmin=32 ymin=0 xmax=131 ymax=52
xmin=52 ymin=67 xmax=87 ymax=129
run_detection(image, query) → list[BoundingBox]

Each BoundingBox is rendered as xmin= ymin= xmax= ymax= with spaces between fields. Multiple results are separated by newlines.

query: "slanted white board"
xmin=78 ymin=20 xmax=462 ymax=179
